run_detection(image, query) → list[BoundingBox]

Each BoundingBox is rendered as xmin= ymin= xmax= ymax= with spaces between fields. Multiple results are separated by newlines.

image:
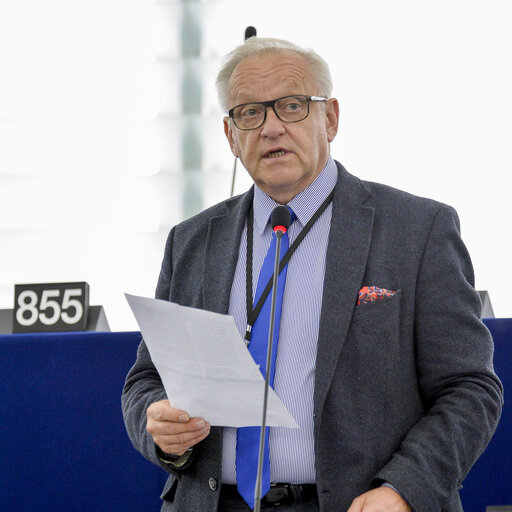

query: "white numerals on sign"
xmin=61 ymin=289 xmax=84 ymax=324
xmin=15 ymin=289 xmax=84 ymax=326
xmin=15 ymin=290 xmax=39 ymax=326
xmin=39 ymin=290 xmax=61 ymax=325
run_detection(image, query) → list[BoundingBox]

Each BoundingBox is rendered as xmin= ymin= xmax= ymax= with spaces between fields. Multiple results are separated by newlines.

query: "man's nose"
xmin=260 ymin=107 xmax=285 ymax=136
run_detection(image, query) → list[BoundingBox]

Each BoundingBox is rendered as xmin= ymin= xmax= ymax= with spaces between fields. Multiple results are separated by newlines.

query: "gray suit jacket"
xmin=122 ymin=162 xmax=503 ymax=511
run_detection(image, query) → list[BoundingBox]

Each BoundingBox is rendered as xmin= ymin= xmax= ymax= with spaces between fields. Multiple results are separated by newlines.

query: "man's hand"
xmin=146 ymin=399 xmax=210 ymax=456
xmin=347 ymin=487 xmax=412 ymax=512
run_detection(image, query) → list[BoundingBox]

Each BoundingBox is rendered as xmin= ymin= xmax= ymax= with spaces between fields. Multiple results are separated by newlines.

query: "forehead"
xmin=228 ymin=51 xmax=314 ymax=106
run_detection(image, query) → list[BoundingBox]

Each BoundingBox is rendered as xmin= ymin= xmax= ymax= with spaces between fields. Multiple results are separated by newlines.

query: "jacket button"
xmin=209 ymin=477 xmax=218 ymax=491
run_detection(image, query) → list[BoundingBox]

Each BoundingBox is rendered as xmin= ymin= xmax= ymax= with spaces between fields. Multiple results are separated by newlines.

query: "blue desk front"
xmin=0 ymin=331 xmax=166 ymax=512
xmin=0 ymin=322 xmax=510 ymax=511
xmin=459 ymin=318 xmax=511 ymax=510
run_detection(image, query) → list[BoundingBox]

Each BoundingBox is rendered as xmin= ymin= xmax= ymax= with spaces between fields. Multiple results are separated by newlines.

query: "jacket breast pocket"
xmin=345 ymin=289 xmax=402 ymax=373
xmin=351 ymin=289 xmax=401 ymax=326
xmin=332 ymin=289 xmax=404 ymax=414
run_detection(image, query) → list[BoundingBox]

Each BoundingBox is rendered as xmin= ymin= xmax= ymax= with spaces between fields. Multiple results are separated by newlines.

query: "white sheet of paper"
xmin=125 ymin=293 xmax=298 ymax=429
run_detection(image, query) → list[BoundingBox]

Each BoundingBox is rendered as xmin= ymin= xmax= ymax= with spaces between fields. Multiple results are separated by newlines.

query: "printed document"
xmin=125 ymin=293 xmax=298 ymax=429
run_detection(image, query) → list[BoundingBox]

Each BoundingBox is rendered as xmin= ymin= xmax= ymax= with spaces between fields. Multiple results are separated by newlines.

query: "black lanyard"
xmin=244 ymin=189 xmax=334 ymax=342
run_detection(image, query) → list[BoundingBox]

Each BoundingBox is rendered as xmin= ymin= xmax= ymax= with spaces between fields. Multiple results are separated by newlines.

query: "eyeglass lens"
xmin=233 ymin=96 xmax=309 ymax=130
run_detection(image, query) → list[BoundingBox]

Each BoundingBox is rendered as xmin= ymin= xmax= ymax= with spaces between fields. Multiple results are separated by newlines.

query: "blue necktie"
xmin=236 ymin=208 xmax=295 ymax=509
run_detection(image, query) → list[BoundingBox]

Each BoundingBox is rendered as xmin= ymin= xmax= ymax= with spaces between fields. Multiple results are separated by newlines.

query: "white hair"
xmin=215 ymin=37 xmax=333 ymax=112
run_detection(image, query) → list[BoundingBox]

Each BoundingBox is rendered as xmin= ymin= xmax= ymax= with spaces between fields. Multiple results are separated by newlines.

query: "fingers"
xmin=346 ymin=497 xmax=362 ymax=512
xmin=146 ymin=399 xmax=210 ymax=456
xmin=148 ymin=399 xmax=190 ymax=423
xmin=347 ymin=487 xmax=411 ymax=512
xmin=151 ymin=419 xmax=210 ymax=456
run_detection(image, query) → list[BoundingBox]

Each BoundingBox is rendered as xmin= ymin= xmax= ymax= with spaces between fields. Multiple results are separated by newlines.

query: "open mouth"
xmin=264 ymin=149 xmax=288 ymax=159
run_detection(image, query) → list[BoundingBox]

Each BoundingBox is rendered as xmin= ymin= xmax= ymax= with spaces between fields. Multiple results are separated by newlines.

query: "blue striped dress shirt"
xmin=222 ymin=157 xmax=338 ymax=484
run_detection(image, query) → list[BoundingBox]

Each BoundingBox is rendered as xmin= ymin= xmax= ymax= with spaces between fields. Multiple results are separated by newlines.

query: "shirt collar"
xmin=253 ymin=157 xmax=338 ymax=235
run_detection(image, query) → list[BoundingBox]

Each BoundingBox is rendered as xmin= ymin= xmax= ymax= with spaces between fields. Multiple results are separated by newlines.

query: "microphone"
xmin=245 ymin=26 xmax=257 ymax=40
xmin=271 ymin=206 xmax=291 ymax=236
xmin=230 ymin=25 xmax=257 ymax=198
xmin=254 ymin=205 xmax=290 ymax=512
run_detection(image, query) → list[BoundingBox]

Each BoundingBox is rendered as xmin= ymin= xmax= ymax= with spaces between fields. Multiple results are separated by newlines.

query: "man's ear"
xmin=325 ymin=98 xmax=340 ymax=143
xmin=224 ymin=117 xmax=239 ymax=158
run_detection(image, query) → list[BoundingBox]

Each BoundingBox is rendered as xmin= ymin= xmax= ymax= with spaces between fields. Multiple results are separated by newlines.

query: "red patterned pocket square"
xmin=357 ymin=286 xmax=396 ymax=306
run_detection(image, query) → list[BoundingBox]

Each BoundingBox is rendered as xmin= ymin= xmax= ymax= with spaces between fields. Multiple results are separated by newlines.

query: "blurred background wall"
xmin=1 ymin=0 xmax=510 ymax=331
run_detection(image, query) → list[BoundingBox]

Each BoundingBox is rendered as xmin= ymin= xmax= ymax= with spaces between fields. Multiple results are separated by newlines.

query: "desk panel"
xmin=1 ymin=321 xmax=510 ymax=510
xmin=0 ymin=331 xmax=166 ymax=511
xmin=460 ymin=319 xmax=512 ymax=511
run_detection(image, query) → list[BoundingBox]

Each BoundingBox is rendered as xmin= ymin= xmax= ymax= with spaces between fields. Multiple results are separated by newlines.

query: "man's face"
xmin=223 ymin=51 xmax=339 ymax=204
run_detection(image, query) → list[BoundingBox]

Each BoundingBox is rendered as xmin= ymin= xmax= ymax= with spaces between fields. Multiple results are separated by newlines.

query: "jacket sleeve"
xmin=374 ymin=205 xmax=504 ymax=511
xmin=121 ymin=228 xmax=193 ymax=474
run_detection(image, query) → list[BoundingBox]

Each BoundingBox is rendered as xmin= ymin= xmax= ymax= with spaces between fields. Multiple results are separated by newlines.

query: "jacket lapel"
xmin=314 ymin=163 xmax=375 ymax=420
xmin=202 ymin=189 xmax=254 ymax=314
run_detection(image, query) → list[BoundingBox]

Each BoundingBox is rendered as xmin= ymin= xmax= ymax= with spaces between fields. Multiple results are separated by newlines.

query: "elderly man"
xmin=122 ymin=38 xmax=503 ymax=512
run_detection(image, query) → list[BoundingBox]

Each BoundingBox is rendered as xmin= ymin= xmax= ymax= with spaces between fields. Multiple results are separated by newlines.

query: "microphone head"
xmin=271 ymin=206 xmax=291 ymax=233
xmin=244 ymin=26 xmax=257 ymax=40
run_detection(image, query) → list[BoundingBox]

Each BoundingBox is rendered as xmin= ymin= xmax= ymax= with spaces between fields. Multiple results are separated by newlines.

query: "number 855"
xmin=16 ymin=289 xmax=83 ymax=326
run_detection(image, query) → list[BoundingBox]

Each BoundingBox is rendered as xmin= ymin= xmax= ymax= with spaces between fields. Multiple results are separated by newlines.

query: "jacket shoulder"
xmin=167 ymin=189 xmax=253 ymax=254
xmin=175 ymin=191 xmax=250 ymax=232
xmin=334 ymin=161 xmax=460 ymax=237
xmin=364 ymin=179 xmax=449 ymax=210
xmin=335 ymin=161 xmax=454 ymax=216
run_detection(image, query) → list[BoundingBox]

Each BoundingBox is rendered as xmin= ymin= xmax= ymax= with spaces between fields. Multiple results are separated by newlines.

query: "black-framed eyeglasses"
xmin=228 ymin=94 xmax=327 ymax=131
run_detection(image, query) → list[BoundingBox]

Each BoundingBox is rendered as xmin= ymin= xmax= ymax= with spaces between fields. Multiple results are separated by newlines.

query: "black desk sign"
xmin=13 ymin=282 xmax=89 ymax=333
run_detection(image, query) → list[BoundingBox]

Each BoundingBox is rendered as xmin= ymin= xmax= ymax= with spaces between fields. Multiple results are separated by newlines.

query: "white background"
xmin=1 ymin=0 xmax=510 ymax=330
